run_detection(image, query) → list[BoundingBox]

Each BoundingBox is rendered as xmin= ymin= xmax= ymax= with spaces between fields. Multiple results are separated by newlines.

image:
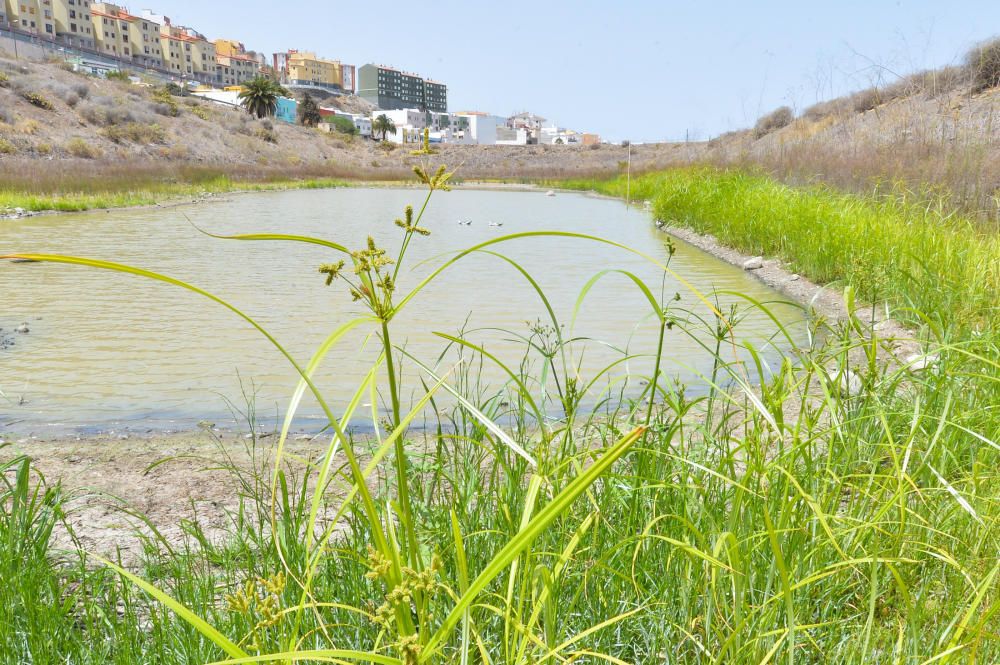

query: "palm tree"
xmin=239 ymin=77 xmax=289 ymax=119
xmin=372 ymin=114 xmax=397 ymax=141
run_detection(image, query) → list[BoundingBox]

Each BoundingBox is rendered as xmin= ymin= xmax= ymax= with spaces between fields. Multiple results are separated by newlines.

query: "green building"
xmin=358 ymin=64 xmax=447 ymax=112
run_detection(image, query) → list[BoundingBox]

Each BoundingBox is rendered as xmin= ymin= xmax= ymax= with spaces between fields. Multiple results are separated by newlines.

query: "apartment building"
xmin=89 ymin=3 xmax=160 ymax=67
xmin=272 ymin=50 xmax=353 ymax=92
xmin=4 ymin=0 xmax=56 ymax=38
xmin=215 ymin=38 xmax=260 ymax=86
xmin=358 ymin=64 xmax=447 ymax=112
xmin=51 ymin=0 xmax=95 ymax=48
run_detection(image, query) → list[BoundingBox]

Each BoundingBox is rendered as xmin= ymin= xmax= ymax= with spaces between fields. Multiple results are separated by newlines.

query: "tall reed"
xmin=1 ymin=167 xmax=997 ymax=663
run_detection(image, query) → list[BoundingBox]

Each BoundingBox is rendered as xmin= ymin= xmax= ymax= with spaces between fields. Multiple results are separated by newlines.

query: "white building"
xmin=496 ymin=126 xmax=529 ymax=145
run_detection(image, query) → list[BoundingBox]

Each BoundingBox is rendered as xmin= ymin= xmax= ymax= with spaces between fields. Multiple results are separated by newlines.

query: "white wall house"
xmin=496 ymin=127 xmax=529 ymax=145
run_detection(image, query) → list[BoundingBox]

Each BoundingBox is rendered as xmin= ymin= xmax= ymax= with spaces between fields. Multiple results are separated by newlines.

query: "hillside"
xmin=0 ymin=57 xmax=697 ymax=190
xmin=695 ymin=43 xmax=1000 ymax=218
xmin=2 ymin=42 xmax=998 ymax=218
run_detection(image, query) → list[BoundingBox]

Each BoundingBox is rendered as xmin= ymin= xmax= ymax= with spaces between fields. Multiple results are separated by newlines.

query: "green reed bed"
xmin=561 ymin=167 xmax=1000 ymax=331
xmin=0 ymin=176 xmax=350 ymax=213
xmin=1 ymin=166 xmax=997 ymax=664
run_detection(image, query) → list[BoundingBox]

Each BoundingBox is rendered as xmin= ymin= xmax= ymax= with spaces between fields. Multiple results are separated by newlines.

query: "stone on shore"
xmin=743 ymin=256 xmax=764 ymax=270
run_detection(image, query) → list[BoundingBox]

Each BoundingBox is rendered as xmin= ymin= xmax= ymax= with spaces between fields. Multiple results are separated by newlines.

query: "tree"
xmin=238 ymin=77 xmax=289 ymax=119
xmin=298 ymin=92 xmax=322 ymax=126
xmin=328 ymin=115 xmax=358 ymax=135
xmin=372 ymin=113 xmax=397 ymax=141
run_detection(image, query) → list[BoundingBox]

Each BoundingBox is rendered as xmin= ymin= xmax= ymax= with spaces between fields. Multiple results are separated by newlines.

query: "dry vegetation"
xmin=2 ymin=37 xmax=999 ymax=219
xmin=712 ymin=37 xmax=1000 ymax=219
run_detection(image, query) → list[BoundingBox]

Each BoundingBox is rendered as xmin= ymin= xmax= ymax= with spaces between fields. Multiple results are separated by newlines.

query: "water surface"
xmin=1 ymin=188 xmax=804 ymax=434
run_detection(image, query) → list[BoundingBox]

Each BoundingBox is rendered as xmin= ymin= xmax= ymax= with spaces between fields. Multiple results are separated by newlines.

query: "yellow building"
xmin=50 ymin=0 xmax=95 ymax=49
xmin=215 ymin=38 xmax=260 ymax=86
xmin=157 ymin=22 xmax=217 ymax=82
xmin=286 ymin=50 xmax=344 ymax=90
xmin=90 ymin=3 xmax=161 ymax=68
xmin=4 ymin=0 xmax=55 ymax=39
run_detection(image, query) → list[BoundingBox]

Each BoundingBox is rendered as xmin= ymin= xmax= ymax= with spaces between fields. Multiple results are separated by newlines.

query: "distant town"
xmin=0 ymin=1 xmax=601 ymax=145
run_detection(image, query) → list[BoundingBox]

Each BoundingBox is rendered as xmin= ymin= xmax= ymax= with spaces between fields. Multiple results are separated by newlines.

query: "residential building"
xmin=215 ymin=38 xmax=259 ymax=86
xmin=358 ymin=64 xmax=447 ymax=112
xmin=453 ymin=112 xmax=502 ymax=145
xmin=273 ymin=50 xmax=353 ymax=92
xmin=496 ymin=126 xmax=529 ymax=145
xmin=154 ymin=18 xmax=217 ymax=82
xmin=90 ymin=3 xmax=161 ymax=67
xmin=52 ymin=0 xmax=95 ymax=49
xmin=5 ymin=0 xmax=56 ymax=38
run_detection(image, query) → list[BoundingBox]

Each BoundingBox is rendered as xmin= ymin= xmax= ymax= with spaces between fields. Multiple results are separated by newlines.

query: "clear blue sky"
xmin=149 ymin=0 xmax=999 ymax=142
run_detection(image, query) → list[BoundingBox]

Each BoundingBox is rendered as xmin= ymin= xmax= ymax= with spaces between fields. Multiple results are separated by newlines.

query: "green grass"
xmin=1 ymin=166 xmax=997 ymax=663
xmin=559 ymin=167 xmax=1000 ymax=331
xmin=0 ymin=176 xmax=351 ymax=213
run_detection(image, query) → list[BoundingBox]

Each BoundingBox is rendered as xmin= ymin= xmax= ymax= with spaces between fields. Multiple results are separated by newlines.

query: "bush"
xmin=965 ymin=37 xmax=1000 ymax=92
xmin=66 ymin=137 xmax=100 ymax=158
xmin=849 ymin=88 xmax=881 ymax=113
xmin=0 ymin=72 xmax=8 ymax=87
xmin=71 ymin=82 xmax=90 ymax=100
xmin=17 ymin=119 xmax=39 ymax=135
xmin=189 ymin=105 xmax=211 ymax=121
xmin=35 ymin=142 xmax=51 ymax=155
xmin=102 ymin=122 xmax=166 ymax=145
xmin=21 ymin=91 xmax=54 ymax=110
xmin=105 ymin=70 xmax=131 ymax=82
xmin=253 ymin=128 xmax=277 ymax=143
xmin=326 ymin=115 xmax=358 ymax=135
xmin=64 ymin=92 xmax=80 ymax=108
xmin=78 ymin=101 xmax=135 ymax=126
xmin=0 ymin=137 xmax=15 ymax=154
xmin=151 ymin=87 xmax=179 ymax=116
xmin=753 ymin=105 xmax=793 ymax=138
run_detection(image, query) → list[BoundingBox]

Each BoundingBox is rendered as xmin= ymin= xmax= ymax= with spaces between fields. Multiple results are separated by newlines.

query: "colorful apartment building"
xmin=90 ymin=3 xmax=161 ymax=68
xmin=4 ymin=0 xmax=56 ymax=38
xmin=52 ymin=0 xmax=95 ymax=48
xmin=215 ymin=38 xmax=260 ymax=86
xmin=273 ymin=50 xmax=353 ymax=92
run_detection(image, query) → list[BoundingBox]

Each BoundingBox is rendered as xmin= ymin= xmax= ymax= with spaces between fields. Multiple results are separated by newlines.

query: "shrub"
xmin=253 ymin=128 xmax=277 ymax=143
xmin=102 ymin=122 xmax=166 ymax=144
xmin=0 ymin=72 xmax=8 ymax=87
xmin=850 ymin=88 xmax=881 ymax=113
xmin=105 ymin=69 xmax=131 ymax=82
xmin=0 ymin=137 xmax=15 ymax=154
xmin=0 ymin=106 xmax=13 ymax=125
xmin=21 ymin=91 xmax=54 ymax=110
xmin=189 ymin=105 xmax=211 ymax=121
xmin=64 ymin=92 xmax=80 ymax=108
xmin=151 ymin=87 xmax=179 ymax=116
xmin=72 ymin=82 xmax=90 ymax=100
xmin=753 ymin=105 xmax=793 ymax=137
xmin=79 ymin=102 xmax=135 ymax=126
xmin=326 ymin=115 xmax=358 ymax=135
xmin=965 ymin=37 xmax=1000 ymax=92
xmin=802 ymin=98 xmax=849 ymax=121
xmin=35 ymin=142 xmax=51 ymax=155
xmin=66 ymin=137 xmax=100 ymax=158
xmin=17 ymin=119 xmax=39 ymax=135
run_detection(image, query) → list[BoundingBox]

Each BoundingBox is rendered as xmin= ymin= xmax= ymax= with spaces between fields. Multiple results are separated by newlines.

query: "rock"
xmin=789 ymin=274 xmax=800 ymax=281
xmin=826 ymin=366 xmax=863 ymax=396
xmin=905 ymin=353 xmax=939 ymax=372
xmin=743 ymin=256 xmax=764 ymax=270
xmin=15 ymin=323 xmax=29 ymax=334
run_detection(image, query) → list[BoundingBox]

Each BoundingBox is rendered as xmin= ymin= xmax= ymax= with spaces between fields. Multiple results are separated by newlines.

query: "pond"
xmin=0 ymin=187 xmax=806 ymax=434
